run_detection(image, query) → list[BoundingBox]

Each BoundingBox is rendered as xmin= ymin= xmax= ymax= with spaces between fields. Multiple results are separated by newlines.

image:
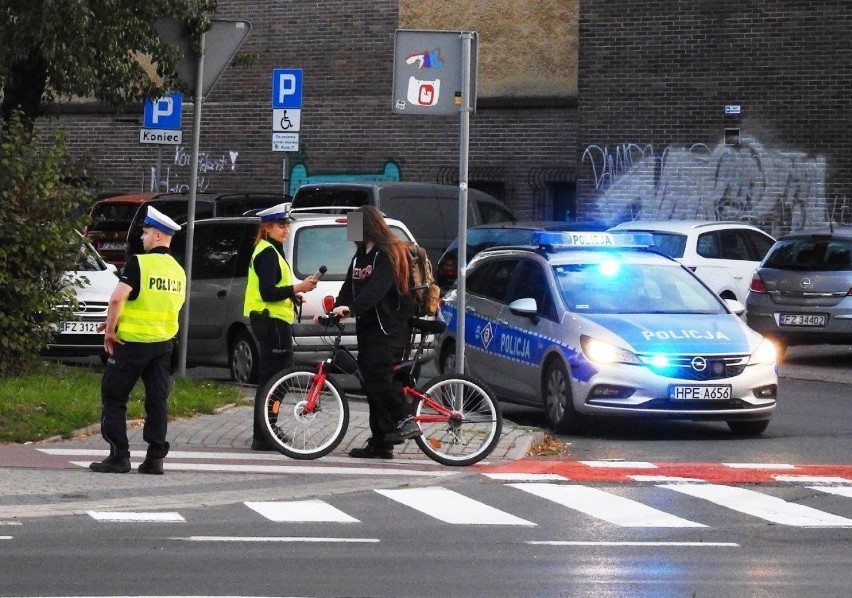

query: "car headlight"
xmin=580 ymin=335 xmax=640 ymax=365
xmin=748 ymin=337 xmax=778 ymax=365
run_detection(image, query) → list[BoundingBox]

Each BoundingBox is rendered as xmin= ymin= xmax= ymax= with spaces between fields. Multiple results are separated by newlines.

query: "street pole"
xmin=456 ymin=31 xmax=473 ymax=376
xmin=177 ymin=31 xmax=205 ymax=377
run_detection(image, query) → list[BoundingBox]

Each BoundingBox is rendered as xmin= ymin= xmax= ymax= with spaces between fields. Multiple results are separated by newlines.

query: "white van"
xmin=170 ymin=213 xmax=419 ymax=383
xmin=291 ymin=182 xmax=516 ymax=264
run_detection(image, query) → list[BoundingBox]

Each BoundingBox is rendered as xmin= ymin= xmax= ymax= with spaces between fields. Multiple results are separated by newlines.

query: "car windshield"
xmin=88 ymin=203 xmax=140 ymax=231
xmin=292 ymin=224 xmax=410 ymax=279
xmin=553 ymin=259 xmax=725 ymax=314
xmin=618 ymin=231 xmax=687 ymax=258
xmin=448 ymin=228 xmax=536 ymax=254
xmin=293 ymin=188 xmax=371 ymax=209
xmin=75 ymin=242 xmax=107 ymax=272
xmin=763 ymin=238 xmax=852 ymax=271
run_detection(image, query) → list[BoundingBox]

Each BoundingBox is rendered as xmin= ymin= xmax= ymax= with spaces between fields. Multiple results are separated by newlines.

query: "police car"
xmin=436 ymin=231 xmax=778 ymax=436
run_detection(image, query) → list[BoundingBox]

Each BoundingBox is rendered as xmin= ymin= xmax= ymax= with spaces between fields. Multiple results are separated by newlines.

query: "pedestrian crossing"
xmin=77 ymin=475 xmax=852 ymax=530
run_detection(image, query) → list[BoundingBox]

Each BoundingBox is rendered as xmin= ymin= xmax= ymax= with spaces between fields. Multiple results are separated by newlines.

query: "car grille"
xmin=74 ymin=301 xmax=109 ymax=317
xmin=640 ymin=354 xmax=749 ymax=381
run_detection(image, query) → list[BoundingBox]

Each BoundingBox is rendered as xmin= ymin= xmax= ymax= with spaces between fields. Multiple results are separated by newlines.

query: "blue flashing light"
xmin=597 ymin=259 xmax=621 ymax=277
xmin=532 ymin=230 xmax=654 ymax=249
xmin=649 ymin=354 xmax=670 ymax=368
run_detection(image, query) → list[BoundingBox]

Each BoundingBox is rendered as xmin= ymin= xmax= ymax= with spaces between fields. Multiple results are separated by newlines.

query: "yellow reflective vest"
xmin=117 ymin=253 xmax=186 ymax=343
xmin=243 ymin=239 xmax=296 ymax=323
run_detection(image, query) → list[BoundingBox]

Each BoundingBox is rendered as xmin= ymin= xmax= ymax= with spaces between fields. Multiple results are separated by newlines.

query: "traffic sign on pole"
xmin=272 ymin=69 xmax=303 ymax=108
xmin=155 ymin=19 xmax=252 ymax=99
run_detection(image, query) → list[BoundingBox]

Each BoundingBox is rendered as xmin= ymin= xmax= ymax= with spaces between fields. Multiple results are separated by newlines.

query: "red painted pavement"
xmin=477 ymin=460 xmax=852 ymax=484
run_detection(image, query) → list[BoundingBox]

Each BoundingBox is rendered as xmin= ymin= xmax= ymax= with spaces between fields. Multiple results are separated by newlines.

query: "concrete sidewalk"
xmin=43 ymin=388 xmax=543 ymax=464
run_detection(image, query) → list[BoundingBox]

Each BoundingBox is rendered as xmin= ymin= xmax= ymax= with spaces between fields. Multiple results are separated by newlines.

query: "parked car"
xmin=607 ymin=220 xmax=776 ymax=303
xmin=435 ymin=220 xmax=608 ymax=289
xmin=42 ymin=236 xmax=118 ymax=359
xmin=436 ymin=230 xmax=778 ymax=435
xmin=84 ymin=192 xmax=156 ymax=267
xmin=746 ymin=226 xmax=852 ymax=357
xmin=290 ymin=181 xmax=516 ymax=265
xmin=170 ymin=213 xmax=420 ymax=383
xmin=125 ymin=191 xmax=289 ymax=260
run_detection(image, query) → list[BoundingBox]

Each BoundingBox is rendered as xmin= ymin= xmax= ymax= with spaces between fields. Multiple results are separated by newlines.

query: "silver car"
xmin=746 ymin=226 xmax=852 ymax=357
xmin=437 ymin=231 xmax=778 ymax=436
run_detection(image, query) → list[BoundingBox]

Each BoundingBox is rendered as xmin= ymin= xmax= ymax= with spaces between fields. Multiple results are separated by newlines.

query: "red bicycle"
xmin=258 ymin=297 xmax=502 ymax=466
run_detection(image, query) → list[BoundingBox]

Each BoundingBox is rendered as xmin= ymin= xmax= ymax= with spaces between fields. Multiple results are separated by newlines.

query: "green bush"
xmin=0 ymin=113 xmax=90 ymax=377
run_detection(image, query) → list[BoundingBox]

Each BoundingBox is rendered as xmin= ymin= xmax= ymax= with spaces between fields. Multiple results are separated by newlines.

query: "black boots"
xmin=137 ymin=458 xmax=164 ymax=475
xmin=89 ymin=456 xmax=131 ymax=474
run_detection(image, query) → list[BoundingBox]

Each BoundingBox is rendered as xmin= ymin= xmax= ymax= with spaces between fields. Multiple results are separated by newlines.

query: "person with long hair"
xmin=244 ymin=202 xmax=318 ymax=451
xmin=332 ymin=206 xmax=418 ymax=459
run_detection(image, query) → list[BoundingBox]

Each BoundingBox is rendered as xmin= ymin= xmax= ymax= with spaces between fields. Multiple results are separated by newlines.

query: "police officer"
xmin=89 ymin=206 xmax=186 ymax=475
xmin=244 ymin=202 xmax=318 ymax=450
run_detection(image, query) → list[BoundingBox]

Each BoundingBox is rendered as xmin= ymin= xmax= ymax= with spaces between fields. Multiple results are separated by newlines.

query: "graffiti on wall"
xmin=147 ymin=146 xmax=240 ymax=193
xmin=288 ymin=161 xmax=401 ymax=194
xmin=581 ymin=138 xmax=847 ymax=234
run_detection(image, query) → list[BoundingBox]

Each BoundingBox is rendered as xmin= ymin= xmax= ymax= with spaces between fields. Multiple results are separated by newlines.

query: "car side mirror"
xmin=509 ymin=297 xmax=539 ymax=324
xmin=724 ymin=298 xmax=746 ymax=316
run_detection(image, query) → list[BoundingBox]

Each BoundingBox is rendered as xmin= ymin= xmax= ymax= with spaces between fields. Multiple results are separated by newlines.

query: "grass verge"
xmin=0 ymin=360 xmax=248 ymax=444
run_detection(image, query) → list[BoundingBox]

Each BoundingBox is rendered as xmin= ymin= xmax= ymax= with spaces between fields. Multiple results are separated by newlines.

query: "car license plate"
xmin=60 ymin=321 xmax=102 ymax=334
xmin=670 ymin=385 xmax=732 ymax=400
xmin=779 ymin=313 xmax=826 ymax=327
xmin=100 ymin=242 xmax=125 ymax=251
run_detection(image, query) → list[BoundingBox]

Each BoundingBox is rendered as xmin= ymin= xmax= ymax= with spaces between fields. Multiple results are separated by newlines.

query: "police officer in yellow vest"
xmin=89 ymin=206 xmax=186 ymax=475
xmin=245 ymin=202 xmax=318 ymax=450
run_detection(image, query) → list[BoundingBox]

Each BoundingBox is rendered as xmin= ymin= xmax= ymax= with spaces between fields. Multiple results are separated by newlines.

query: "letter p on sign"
xmin=272 ymin=68 xmax=303 ymax=109
xmin=143 ymin=93 xmax=182 ymax=130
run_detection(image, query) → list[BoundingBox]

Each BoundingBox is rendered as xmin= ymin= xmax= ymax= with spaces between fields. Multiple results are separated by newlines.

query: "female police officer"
xmin=244 ymin=202 xmax=319 ymax=450
xmin=89 ymin=206 xmax=186 ymax=475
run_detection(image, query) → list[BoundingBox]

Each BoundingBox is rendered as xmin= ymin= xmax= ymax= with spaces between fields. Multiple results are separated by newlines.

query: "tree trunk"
xmin=1 ymin=46 xmax=48 ymax=130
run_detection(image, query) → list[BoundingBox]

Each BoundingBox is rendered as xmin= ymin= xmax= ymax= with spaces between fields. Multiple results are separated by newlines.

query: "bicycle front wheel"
xmin=414 ymin=374 xmax=502 ymax=466
xmin=260 ymin=368 xmax=349 ymax=460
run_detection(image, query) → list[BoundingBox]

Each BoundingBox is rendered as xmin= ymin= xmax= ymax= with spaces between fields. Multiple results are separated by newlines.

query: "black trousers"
xmin=357 ymin=325 xmax=409 ymax=450
xmin=100 ymin=339 xmax=174 ymax=460
xmin=252 ymin=317 xmax=294 ymax=441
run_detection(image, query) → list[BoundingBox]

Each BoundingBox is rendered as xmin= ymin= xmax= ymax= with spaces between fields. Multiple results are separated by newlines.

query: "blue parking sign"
xmin=143 ymin=93 xmax=182 ymax=130
xmin=272 ymin=69 xmax=303 ymax=109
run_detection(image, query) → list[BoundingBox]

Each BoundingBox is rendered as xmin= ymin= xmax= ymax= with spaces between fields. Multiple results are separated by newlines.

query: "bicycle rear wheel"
xmin=414 ymin=373 xmax=502 ymax=466
xmin=260 ymin=367 xmax=349 ymax=459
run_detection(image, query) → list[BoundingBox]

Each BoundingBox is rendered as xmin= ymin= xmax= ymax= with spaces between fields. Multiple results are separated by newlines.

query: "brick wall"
xmin=36 ymin=0 xmax=576 ymax=222
xmin=577 ymin=0 xmax=852 ymax=235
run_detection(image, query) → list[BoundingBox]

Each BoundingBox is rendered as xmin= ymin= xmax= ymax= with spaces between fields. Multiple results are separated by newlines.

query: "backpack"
xmin=407 ymin=243 xmax=441 ymax=317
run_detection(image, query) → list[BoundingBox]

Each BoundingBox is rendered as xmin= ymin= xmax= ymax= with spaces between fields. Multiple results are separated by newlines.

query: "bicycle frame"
xmin=405 ymin=386 xmax=462 ymax=423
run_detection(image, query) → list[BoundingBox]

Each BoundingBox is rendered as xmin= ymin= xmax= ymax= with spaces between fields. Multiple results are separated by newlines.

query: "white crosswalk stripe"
xmin=245 ymin=500 xmax=359 ymax=523
xmin=659 ymin=483 xmax=852 ymax=527
xmin=375 ymin=486 xmax=535 ymax=526
xmin=78 ymin=481 xmax=852 ymax=529
xmin=810 ymin=485 xmax=852 ymax=499
xmin=509 ymin=482 xmax=706 ymax=528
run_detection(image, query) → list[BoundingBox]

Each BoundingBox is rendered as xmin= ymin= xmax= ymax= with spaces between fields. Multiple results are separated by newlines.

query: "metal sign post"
xmin=155 ymin=18 xmax=251 ymax=377
xmin=455 ymin=32 xmax=473 ymax=375
xmin=392 ymin=29 xmax=477 ymax=375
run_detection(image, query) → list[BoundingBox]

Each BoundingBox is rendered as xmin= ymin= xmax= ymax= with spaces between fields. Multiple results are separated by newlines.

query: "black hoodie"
xmin=336 ymin=244 xmax=414 ymax=336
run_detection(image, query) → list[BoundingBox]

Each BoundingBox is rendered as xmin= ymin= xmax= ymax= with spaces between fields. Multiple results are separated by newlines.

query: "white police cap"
xmin=143 ymin=205 xmax=181 ymax=235
xmin=257 ymin=201 xmax=295 ymax=223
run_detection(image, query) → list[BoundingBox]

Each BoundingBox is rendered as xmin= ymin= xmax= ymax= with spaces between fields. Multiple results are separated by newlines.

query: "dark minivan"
xmin=125 ymin=192 xmax=287 ymax=260
xmin=291 ymin=182 xmax=515 ymax=264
